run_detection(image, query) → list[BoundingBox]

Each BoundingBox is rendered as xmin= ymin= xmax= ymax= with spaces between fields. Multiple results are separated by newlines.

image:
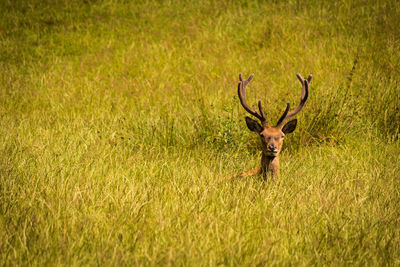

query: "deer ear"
xmin=245 ymin=116 xmax=263 ymax=133
xmin=282 ymin=119 xmax=297 ymax=134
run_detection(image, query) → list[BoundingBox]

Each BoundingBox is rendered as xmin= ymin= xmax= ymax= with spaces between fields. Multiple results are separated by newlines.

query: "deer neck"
xmin=260 ymin=153 xmax=280 ymax=181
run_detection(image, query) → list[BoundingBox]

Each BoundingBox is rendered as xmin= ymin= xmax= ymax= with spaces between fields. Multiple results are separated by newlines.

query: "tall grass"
xmin=1 ymin=0 xmax=399 ymax=265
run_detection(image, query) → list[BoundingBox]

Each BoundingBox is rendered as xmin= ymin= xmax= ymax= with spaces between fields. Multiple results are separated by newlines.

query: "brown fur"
xmin=230 ymin=126 xmax=287 ymax=181
xmin=232 ymin=73 xmax=312 ymax=182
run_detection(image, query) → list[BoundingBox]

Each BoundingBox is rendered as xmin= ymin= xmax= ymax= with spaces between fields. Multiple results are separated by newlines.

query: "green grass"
xmin=1 ymin=0 xmax=400 ymax=265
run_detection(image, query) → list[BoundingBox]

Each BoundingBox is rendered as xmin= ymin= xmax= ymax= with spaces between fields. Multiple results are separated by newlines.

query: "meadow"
xmin=1 ymin=0 xmax=400 ymax=265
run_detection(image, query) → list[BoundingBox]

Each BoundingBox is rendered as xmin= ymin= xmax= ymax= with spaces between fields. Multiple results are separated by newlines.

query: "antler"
xmin=276 ymin=73 xmax=312 ymax=128
xmin=238 ymin=73 xmax=267 ymax=125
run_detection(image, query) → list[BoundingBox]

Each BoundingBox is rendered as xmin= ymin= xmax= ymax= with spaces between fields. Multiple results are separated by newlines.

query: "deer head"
xmin=237 ymin=73 xmax=312 ymax=179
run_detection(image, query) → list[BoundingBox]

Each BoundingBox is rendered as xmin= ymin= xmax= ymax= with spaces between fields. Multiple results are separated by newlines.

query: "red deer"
xmin=235 ymin=73 xmax=312 ymax=181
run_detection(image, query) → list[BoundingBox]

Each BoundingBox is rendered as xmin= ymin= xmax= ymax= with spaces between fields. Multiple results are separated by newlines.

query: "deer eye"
xmin=281 ymin=135 xmax=285 ymax=139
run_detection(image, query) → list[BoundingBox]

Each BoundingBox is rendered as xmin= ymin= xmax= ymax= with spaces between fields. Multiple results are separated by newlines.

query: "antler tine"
xmin=258 ymin=100 xmax=266 ymax=120
xmin=276 ymin=73 xmax=311 ymax=128
xmin=238 ymin=73 xmax=267 ymax=124
xmin=276 ymin=103 xmax=290 ymax=126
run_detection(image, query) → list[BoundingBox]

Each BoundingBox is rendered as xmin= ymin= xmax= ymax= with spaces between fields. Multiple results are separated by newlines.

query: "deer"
xmin=234 ymin=72 xmax=312 ymax=181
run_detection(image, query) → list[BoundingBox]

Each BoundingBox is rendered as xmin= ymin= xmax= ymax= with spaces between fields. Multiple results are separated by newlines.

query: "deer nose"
xmin=267 ymin=144 xmax=277 ymax=152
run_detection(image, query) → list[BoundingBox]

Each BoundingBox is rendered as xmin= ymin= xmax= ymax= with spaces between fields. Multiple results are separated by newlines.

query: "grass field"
xmin=1 ymin=0 xmax=400 ymax=265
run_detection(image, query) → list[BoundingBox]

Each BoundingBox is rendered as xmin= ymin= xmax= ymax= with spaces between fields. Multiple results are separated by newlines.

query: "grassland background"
xmin=1 ymin=0 xmax=400 ymax=265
